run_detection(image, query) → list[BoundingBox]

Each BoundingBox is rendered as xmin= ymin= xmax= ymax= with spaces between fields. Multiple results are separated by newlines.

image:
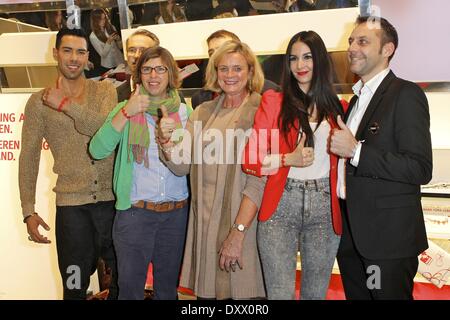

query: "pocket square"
xmin=368 ymin=122 xmax=380 ymax=134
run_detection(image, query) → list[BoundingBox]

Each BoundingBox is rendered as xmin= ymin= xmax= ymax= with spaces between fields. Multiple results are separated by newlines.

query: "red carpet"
xmin=298 ymin=271 xmax=450 ymax=300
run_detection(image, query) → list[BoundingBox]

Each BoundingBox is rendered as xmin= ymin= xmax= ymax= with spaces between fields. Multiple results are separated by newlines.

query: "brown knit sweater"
xmin=19 ymin=79 xmax=118 ymax=219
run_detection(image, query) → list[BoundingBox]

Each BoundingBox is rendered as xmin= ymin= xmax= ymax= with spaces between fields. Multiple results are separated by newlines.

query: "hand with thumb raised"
xmin=42 ymin=75 xmax=67 ymax=111
xmin=284 ymin=133 xmax=314 ymax=168
xmin=157 ymin=105 xmax=176 ymax=143
xmin=337 ymin=115 xmax=350 ymax=131
xmin=123 ymin=83 xmax=149 ymax=118
xmin=330 ymin=115 xmax=358 ymax=158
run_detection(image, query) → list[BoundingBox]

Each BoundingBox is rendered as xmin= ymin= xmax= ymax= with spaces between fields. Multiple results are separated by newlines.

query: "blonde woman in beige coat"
xmin=156 ymin=40 xmax=266 ymax=299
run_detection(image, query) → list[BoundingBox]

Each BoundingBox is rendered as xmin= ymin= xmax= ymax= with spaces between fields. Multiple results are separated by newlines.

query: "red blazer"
xmin=242 ymin=90 xmax=348 ymax=235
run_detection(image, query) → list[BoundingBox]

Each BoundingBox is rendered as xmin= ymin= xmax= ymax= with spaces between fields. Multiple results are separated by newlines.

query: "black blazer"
xmin=344 ymin=71 xmax=432 ymax=260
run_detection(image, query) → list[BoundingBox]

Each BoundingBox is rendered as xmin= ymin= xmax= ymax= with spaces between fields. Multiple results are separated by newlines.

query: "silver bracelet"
xmin=159 ymin=143 xmax=175 ymax=154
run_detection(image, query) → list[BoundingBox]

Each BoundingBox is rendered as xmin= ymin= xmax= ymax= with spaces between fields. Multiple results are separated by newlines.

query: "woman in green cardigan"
xmin=89 ymin=46 xmax=192 ymax=300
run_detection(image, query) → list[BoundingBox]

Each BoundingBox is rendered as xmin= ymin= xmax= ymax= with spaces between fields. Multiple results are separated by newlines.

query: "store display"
xmin=422 ymin=199 xmax=450 ymax=239
xmin=418 ymin=240 xmax=450 ymax=288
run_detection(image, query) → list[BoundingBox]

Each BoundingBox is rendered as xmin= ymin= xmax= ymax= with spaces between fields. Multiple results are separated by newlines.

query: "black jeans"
xmin=55 ymin=201 xmax=118 ymax=300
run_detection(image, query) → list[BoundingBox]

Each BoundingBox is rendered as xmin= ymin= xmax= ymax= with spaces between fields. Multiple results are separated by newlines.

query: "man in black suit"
xmin=330 ymin=16 xmax=432 ymax=299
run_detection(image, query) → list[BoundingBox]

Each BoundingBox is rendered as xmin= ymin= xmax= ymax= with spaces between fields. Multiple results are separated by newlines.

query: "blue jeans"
xmin=258 ymin=177 xmax=340 ymax=300
xmin=113 ymin=205 xmax=188 ymax=300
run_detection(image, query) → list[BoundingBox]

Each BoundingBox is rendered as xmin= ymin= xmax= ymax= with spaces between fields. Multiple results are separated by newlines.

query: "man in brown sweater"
xmin=19 ymin=28 xmax=118 ymax=300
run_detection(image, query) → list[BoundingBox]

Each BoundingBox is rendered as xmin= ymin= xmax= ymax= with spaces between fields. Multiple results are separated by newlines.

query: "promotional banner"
xmin=0 ymin=93 xmax=98 ymax=299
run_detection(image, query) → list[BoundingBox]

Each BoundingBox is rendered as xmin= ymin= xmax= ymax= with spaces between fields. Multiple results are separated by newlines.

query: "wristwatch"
xmin=232 ymin=223 xmax=248 ymax=233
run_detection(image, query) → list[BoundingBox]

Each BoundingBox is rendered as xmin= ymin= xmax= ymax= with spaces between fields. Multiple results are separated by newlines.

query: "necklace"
xmin=307 ymin=104 xmax=318 ymax=122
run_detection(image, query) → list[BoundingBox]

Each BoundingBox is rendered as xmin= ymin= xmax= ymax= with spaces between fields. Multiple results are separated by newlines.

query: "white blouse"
xmin=89 ymin=30 xmax=124 ymax=69
xmin=288 ymin=121 xmax=330 ymax=180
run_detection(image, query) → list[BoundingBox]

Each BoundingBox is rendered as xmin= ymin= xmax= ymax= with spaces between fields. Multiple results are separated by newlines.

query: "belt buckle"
xmin=155 ymin=202 xmax=173 ymax=212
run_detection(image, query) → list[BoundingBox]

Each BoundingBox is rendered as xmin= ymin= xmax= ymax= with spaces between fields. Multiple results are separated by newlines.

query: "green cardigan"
xmin=89 ymin=100 xmax=192 ymax=210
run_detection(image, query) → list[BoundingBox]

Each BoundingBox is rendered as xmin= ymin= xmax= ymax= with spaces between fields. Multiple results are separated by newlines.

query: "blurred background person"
xmin=125 ymin=29 xmax=160 ymax=75
xmin=212 ymin=1 xmax=238 ymax=19
xmin=45 ymin=10 xmax=65 ymax=31
xmin=89 ymin=9 xmax=125 ymax=73
xmin=157 ymin=0 xmax=187 ymax=24
xmin=184 ymin=0 xmax=213 ymax=21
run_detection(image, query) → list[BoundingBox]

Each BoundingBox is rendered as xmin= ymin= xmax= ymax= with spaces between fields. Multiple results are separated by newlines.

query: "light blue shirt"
xmin=130 ymin=103 xmax=190 ymax=203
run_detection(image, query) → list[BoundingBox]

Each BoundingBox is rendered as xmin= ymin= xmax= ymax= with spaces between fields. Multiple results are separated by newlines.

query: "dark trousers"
xmin=55 ymin=201 xmax=118 ymax=300
xmin=337 ymin=200 xmax=418 ymax=300
xmin=113 ymin=205 xmax=188 ymax=300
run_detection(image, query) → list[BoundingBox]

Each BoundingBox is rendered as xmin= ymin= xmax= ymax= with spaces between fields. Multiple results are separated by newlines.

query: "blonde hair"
xmin=204 ymin=40 xmax=264 ymax=94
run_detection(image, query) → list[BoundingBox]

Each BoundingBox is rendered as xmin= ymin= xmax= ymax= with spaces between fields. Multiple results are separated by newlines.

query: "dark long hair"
xmin=90 ymin=9 xmax=116 ymax=43
xmin=279 ymin=30 xmax=343 ymax=148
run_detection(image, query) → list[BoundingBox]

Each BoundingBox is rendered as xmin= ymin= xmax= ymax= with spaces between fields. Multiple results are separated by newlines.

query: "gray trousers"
xmin=258 ymin=177 xmax=340 ymax=300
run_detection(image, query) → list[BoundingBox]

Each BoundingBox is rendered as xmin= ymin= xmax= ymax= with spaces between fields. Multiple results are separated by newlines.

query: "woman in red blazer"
xmin=242 ymin=31 xmax=348 ymax=300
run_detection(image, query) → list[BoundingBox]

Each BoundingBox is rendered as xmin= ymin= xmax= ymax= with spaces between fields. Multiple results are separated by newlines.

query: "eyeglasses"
xmin=141 ymin=65 xmax=168 ymax=75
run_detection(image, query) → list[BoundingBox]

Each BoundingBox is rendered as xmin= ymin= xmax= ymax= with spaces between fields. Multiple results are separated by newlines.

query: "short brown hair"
xmin=204 ymin=40 xmax=264 ymax=94
xmin=356 ymin=15 xmax=398 ymax=62
xmin=134 ymin=46 xmax=180 ymax=90
xmin=206 ymin=29 xmax=240 ymax=46
xmin=126 ymin=29 xmax=160 ymax=49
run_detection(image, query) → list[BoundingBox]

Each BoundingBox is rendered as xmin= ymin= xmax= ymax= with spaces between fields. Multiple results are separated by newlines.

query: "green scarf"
xmin=128 ymin=87 xmax=181 ymax=167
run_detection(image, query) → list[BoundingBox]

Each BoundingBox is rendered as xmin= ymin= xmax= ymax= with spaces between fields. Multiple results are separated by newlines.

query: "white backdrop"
xmin=0 ymin=93 xmax=98 ymax=299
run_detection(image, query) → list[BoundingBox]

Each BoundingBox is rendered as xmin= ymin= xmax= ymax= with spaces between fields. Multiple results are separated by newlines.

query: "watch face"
xmin=237 ymin=224 xmax=245 ymax=232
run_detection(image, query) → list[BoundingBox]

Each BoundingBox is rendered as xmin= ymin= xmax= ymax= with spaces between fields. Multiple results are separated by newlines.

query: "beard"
xmin=59 ymin=64 xmax=84 ymax=80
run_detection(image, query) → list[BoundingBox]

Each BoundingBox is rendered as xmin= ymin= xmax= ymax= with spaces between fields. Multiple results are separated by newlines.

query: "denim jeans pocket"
xmin=319 ymin=185 xmax=331 ymax=197
xmin=113 ymin=209 xmax=137 ymax=235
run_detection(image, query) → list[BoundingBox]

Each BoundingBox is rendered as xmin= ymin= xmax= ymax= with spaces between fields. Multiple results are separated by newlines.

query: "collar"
xmin=352 ymin=68 xmax=390 ymax=97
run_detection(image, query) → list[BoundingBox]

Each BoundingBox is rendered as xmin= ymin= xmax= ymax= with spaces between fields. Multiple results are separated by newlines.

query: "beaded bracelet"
xmin=156 ymin=136 xmax=170 ymax=145
xmin=281 ymin=153 xmax=286 ymax=167
xmin=23 ymin=213 xmax=37 ymax=223
xmin=121 ymin=107 xmax=131 ymax=119
xmin=159 ymin=143 xmax=175 ymax=154
xmin=57 ymin=97 xmax=69 ymax=112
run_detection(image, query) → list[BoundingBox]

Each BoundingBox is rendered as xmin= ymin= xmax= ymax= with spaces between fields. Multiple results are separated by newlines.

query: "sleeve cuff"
xmin=23 ymin=213 xmax=35 ymax=223
xmin=350 ymin=141 xmax=363 ymax=167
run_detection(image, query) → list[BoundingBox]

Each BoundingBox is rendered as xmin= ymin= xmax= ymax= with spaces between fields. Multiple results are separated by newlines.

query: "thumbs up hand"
xmin=42 ymin=76 xmax=67 ymax=111
xmin=156 ymin=105 xmax=176 ymax=142
xmin=123 ymin=84 xmax=150 ymax=117
xmin=329 ymin=115 xmax=358 ymax=158
xmin=284 ymin=133 xmax=314 ymax=168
